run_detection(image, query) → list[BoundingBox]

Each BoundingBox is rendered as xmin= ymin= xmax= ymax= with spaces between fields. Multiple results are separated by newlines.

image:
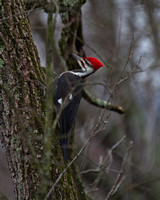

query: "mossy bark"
xmin=59 ymin=0 xmax=86 ymax=70
xmin=58 ymin=1 xmax=93 ymax=200
xmin=0 ymin=0 xmax=89 ymax=199
xmin=0 ymin=0 xmax=45 ymax=199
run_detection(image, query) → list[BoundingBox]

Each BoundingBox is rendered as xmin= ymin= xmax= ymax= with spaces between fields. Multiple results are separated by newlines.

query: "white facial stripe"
xmin=58 ymin=68 xmax=94 ymax=79
xmin=69 ymin=68 xmax=94 ymax=77
xmin=77 ymin=60 xmax=86 ymax=71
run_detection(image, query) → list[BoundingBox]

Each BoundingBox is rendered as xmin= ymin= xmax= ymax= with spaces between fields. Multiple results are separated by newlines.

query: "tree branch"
xmin=38 ymin=2 xmax=56 ymax=198
xmin=83 ymin=89 xmax=125 ymax=114
xmin=105 ymin=141 xmax=133 ymax=200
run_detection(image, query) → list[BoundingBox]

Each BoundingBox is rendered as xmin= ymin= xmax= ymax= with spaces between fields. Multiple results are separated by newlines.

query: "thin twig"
xmin=0 ymin=3 xmax=40 ymax=22
xmin=105 ymin=141 xmax=133 ymax=200
xmin=81 ymin=135 xmax=126 ymax=175
xmin=44 ymin=126 xmax=105 ymax=200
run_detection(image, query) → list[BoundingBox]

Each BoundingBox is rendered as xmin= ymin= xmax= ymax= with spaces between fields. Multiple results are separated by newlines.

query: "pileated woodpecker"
xmin=53 ymin=54 xmax=103 ymax=162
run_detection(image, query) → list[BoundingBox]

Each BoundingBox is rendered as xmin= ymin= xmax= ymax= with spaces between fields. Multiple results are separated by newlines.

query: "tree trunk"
xmin=0 ymin=0 xmax=89 ymax=199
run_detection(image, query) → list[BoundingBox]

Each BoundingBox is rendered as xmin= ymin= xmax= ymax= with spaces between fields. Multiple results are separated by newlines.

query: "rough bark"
xmin=0 ymin=0 xmax=45 ymax=199
xmin=0 ymin=0 xmax=89 ymax=199
xmin=59 ymin=0 xmax=86 ymax=70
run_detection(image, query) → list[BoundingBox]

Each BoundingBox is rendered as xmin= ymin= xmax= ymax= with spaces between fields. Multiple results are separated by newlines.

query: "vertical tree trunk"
xmin=0 ymin=0 xmax=45 ymax=199
xmin=0 ymin=0 xmax=89 ymax=199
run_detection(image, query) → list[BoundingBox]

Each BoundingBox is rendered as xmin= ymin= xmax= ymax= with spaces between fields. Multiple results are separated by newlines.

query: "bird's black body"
xmin=53 ymin=54 xmax=103 ymax=162
xmin=53 ymin=71 xmax=84 ymax=162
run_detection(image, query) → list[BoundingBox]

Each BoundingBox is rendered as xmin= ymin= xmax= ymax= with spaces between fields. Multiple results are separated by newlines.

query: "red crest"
xmin=84 ymin=57 xmax=103 ymax=70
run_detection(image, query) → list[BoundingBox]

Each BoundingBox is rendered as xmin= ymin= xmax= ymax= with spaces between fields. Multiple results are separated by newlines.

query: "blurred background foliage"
xmin=1 ymin=0 xmax=160 ymax=199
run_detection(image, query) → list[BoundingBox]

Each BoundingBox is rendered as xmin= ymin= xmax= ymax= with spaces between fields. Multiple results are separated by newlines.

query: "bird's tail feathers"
xmin=60 ymin=136 xmax=69 ymax=162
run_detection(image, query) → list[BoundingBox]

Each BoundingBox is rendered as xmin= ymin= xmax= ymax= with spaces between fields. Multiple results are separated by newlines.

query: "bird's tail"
xmin=62 ymin=146 xmax=68 ymax=163
xmin=60 ymin=136 xmax=68 ymax=162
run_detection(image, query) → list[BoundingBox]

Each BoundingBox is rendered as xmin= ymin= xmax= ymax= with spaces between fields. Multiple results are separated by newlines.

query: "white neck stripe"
xmin=59 ymin=68 xmax=95 ymax=78
xmin=69 ymin=69 xmax=94 ymax=77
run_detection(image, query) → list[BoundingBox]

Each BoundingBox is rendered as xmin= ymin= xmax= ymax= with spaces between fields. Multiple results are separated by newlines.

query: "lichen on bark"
xmin=58 ymin=0 xmax=86 ymax=70
xmin=0 ymin=0 xmax=90 ymax=199
xmin=0 ymin=0 xmax=45 ymax=199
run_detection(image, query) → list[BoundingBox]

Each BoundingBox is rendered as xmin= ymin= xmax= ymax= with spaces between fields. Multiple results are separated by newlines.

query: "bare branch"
xmin=83 ymin=89 xmax=125 ymax=114
xmin=105 ymin=141 xmax=133 ymax=200
xmin=45 ymin=119 xmax=106 ymax=200
xmin=81 ymin=135 xmax=126 ymax=175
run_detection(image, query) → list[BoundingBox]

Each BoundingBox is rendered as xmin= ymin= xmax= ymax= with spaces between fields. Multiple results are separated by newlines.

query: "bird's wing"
xmin=54 ymin=72 xmax=83 ymax=133
xmin=53 ymin=72 xmax=83 ymax=162
xmin=59 ymin=88 xmax=82 ymax=134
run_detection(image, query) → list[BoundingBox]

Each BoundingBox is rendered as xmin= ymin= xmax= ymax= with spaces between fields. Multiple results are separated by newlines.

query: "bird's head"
xmin=72 ymin=54 xmax=104 ymax=72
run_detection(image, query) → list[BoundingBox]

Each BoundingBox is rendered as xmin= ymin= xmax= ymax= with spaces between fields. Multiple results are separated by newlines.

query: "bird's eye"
xmin=84 ymin=59 xmax=92 ymax=67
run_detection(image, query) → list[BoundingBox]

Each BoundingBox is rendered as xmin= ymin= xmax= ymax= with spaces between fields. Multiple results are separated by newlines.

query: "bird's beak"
xmin=71 ymin=53 xmax=84 ymax=62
